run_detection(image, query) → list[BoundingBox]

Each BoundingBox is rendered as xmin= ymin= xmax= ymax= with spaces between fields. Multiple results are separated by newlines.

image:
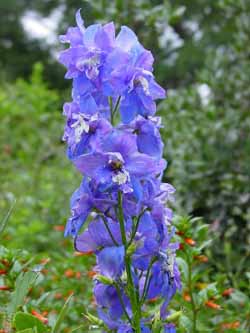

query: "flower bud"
xmin=95 ymin=274 xmax=113 ymax=285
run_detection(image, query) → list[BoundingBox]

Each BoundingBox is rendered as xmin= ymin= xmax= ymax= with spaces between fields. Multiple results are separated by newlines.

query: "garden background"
xmin=1 ymin=0 xmax=249 ymax=332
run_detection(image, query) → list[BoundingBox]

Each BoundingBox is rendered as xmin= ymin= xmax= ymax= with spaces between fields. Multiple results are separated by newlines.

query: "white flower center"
xmin=134 ymin=75 xmax=150 ymax=95
xmin=77 ymin=54 xmax=100 ymax=79
xmin=112 ymin=170 xmax=130 ymax=185
xmin=71 ymin=114 xmax=89 ymax=143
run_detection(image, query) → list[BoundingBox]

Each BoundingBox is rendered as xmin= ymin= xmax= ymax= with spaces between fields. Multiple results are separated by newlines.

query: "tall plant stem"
xmin=186 ymin=254 xmax=197 ymax=333
xmin=117 ymin=191 xmax=141 ymax=333
xmin=109 ymin=96 xmax=121 ymax=125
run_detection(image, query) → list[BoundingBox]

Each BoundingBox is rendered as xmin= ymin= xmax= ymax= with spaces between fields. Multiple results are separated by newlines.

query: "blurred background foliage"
xmin=1 ymin=0 xmax=250 ymax=332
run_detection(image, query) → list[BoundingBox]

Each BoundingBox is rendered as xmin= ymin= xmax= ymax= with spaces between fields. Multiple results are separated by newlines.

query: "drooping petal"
xmin=73 ymin=152 xmax=108 ymax=177
xmin=74 ymin=229 xmax=97 ymax=252
xmin=149 ymin=79 xmax=166 ymax=99
xmin=97 ymin=246 xmax=125 ymax=279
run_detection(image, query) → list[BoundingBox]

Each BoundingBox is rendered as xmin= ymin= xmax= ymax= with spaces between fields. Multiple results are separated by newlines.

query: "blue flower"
xmin=74 ymin=217 xmax=122 ymax=253
xmin=64 ymin=179 xmax=116 ymax=237
xmin=60 ymin=10 xmax=179 ymax=332
xmin=97 ymin=246 xmax=125 ymax=279
xmin=73 ymin=130 xmax=166 ymax=193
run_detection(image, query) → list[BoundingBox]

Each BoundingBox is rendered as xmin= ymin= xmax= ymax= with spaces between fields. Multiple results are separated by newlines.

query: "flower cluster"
xmin=59 ymin=10 xmax=181 ymax=333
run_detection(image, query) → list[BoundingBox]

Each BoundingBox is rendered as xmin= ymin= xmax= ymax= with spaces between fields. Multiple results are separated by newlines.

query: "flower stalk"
xmin=59 ymin=9 xmax=181 ymax=332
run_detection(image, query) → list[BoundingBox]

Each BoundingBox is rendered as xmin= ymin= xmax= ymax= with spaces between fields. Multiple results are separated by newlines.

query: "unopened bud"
xmin=166 ymin=310 xmax=182 ymax=323
xmin=127 ymin=242 xmax=137 ymax=256
xmin=84 ymin=312 xmax=103 ymax=325
xmin=95 ymin=274 xmax=113 ymax=285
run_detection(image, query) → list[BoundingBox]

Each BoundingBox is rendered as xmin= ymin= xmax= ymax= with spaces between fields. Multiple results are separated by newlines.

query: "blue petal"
xmin=75 ymin=9 xmax=85 ymax=34
xmin=126 ymin=153 xmax=157 ymax=177
xmin=73 ymin=153 xmax=107 ymax=178
xmin=97 ymin=246 xmax=125 ymax=279
xmin=120 ymin=93 xmax=139 ymax=123
xmin=73 ymin=75 xmax=93 ymax=97
xmin=116 ymin=26 xmax=138 ymax=51
xmin=137 ymin=121 xmax=163 ymax=158
xmin=83 ymin=24 xmax=102 ymax=48
xmin=79 ymin=94 xmax=98 ymax=114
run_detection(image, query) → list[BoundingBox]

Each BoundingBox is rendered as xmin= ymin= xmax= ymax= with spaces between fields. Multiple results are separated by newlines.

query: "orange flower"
xmin=0 ymin=269 xmax=7 ymax=275
xmin=0 ymin=285 xmax=10 ymax=291
xmin=54 ymin=292 xmax=63 ymax=300
xmin=178 ymin=243 xmax=184 ymax=250
xmin=53 ymin=225 xmax=65 ymax=231
xmin=31 ymin=310 xmax=48 ymax=324
xmin=205 ymin=300 xmax=221 ymax=310
xmin=184 ymin=238 xmax=196 ymax=246
xmin=41 ymin=268 xmax=49 ymax=275
xmin=195 ymin=255 xmax=208 ymax=263
xmin=183 ymin=292 xmax=191 ymax=302
xmin=220 ymin=321 xmax=240 ymax=330
xmin=222 ymin=288 xmax=234 ymax=297
xmin=0 ymin=259 xmax=10 ymax=267
xmin=87 ymin=270 xmax=97 ymax=278
xmin=40 ymin=258 xmax=50 ymax=265
xmin=75 ymin=271 xmax=81 ymax=279
xmin=64 ymin=269 xmax=75 ymax=278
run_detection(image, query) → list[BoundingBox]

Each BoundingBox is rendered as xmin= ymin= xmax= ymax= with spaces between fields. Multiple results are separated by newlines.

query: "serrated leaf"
xmin=13 ymin=312 xmax=48 ymax=333
xmin=51 ymin=294 xmax=73 ymax=333
xmin=8 ymin=271 xmax=38 ymax=314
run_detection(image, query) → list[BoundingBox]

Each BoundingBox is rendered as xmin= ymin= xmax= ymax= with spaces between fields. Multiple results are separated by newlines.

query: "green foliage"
xmin=160 ymin=0 xmax=250 ymax=271
xmin=8 ymin=271 xmax=38 ymax=314
xmin=171 ymin=216 xmax=250 ymax=332
xmin=14 ymin=312 xmax=49 ymax=332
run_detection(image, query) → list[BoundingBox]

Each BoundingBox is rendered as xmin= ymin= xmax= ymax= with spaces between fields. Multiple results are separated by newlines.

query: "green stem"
xmin=186 ymin=254 xmax=197 ymax=333
xmin=113 ymin=96 xmax=121 ymax=117
xmin=100 ymin=215 xmax=119 ymax=246
xmin=109 ymin=96 xmax=121 ymax=125
xmin=140 ymin=257 xmax=156 ymax=305
xmin=117 ymin=191 xmax=141 ymax=333
xmin=108 ymin=97 xmax=114 ymax=125
xmin=114 ymin=282 xmax=133 ymax=325
xmin=127 ymin=208 xmax=147 ymax=247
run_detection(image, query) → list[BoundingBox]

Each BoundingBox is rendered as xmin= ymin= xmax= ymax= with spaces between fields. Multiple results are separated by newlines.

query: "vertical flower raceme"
xmin=59 ymin=10 xmax=180 ymax=333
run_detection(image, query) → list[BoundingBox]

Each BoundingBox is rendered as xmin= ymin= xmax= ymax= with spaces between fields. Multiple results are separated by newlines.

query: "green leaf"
xmin=176 ymin=257 xmax=189 ymax=281
xmin=179 ymin=315 xmax=192 ymax=332
xmin=70 ymin=325 xmax=85 ymax=332
xmin=198 ymin=239 xmax=212 ymax=251
xmin=51 ymin=294 xmax=73 ymax=333
xmin=197 ymin=283 xmax=217 ymax=306
xmin=13 ymin=312 xmax=48 ymax=333
xmin=8 ymin=271 xmax=38 ymax=314
xmin=0 ymin=199 xmax=16 ymax=235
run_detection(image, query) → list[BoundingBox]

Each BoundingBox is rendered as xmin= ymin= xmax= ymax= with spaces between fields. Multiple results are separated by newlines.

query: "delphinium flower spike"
xmin=59 ymin=9 xmax=181 ymax=333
